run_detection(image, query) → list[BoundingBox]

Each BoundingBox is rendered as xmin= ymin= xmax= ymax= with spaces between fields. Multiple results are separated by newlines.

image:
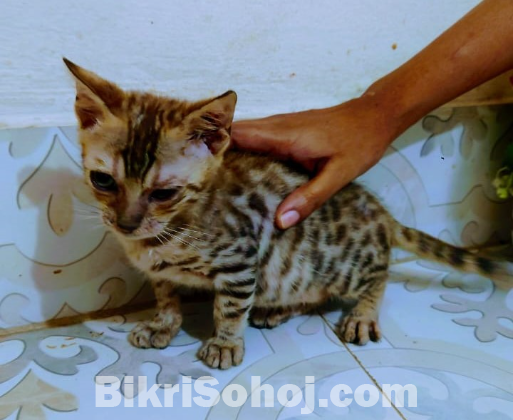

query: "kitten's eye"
xmin=150 ymin=189 xmax=178 ymax=202
xmin=90 ymin=171 xmax=117 ymax=192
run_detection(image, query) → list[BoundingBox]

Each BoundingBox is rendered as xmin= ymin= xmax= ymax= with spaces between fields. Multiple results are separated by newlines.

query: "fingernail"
xmin=279 ymin=210 xmax=300 ymax=229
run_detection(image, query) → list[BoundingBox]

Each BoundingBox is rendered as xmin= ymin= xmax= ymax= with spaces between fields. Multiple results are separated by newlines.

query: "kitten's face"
xmin=64 ymin=59 xmax=236 ymax=240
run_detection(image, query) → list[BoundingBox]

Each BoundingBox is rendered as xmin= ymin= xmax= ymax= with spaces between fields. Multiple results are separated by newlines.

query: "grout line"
xmin=340 ymin=344 xmax=407 ymax=420
xmin=319 ymin=312 xmax=408 ymax=420
xmin=0 ymin=301 xmax=155 ymax=338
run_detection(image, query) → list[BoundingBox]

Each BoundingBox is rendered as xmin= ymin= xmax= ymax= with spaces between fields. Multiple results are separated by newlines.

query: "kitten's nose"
xmin=116 ymin=218 xmax=141 ymax=234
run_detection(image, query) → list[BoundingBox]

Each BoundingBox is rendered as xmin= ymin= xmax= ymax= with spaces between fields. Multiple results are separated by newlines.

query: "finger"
xmin=231 ymin=120 xmax=294 ymax=155
xmin=276 ymin=158 xmax=351 ymax=229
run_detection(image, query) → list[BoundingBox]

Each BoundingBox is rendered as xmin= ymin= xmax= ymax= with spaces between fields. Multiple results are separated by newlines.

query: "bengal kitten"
xmin=65 ymin=59 xmax=506 ymax=370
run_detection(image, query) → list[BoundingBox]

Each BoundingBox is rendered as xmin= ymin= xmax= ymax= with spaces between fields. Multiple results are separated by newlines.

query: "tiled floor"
xmin=1 ymin=257 xmax=512 ymax=419
xmin=1 ymin=91 xmax=513 ymax=419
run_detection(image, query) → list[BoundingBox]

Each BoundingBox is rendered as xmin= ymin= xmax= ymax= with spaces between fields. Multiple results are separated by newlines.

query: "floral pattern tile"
xmin=370 ymin=367 xmax=513 ymax=420
xmin=323 ymin=258 xmax=513 ymax=420
xmin=1 ymin=106 xmax=513 ymax=418
xmin=0 ymin=303 xmax=406 ymax=419
xmin=2 ymin=259 xmax=513 ymax=418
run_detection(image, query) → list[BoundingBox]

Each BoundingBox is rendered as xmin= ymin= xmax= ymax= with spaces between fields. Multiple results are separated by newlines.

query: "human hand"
xmin=231 ymin=95 xmax=398 ymax=229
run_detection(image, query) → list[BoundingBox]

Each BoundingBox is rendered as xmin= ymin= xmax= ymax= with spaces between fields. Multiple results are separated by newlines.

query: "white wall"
xmin=1 ymin=0 xmax=480 ymax=128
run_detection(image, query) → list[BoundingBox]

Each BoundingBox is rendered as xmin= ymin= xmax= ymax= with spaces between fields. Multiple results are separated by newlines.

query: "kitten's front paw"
xmin=337 ymin=313 xmax=381 ymax=345
xmin=198 ymin=336 xmax=244 ymax=369
xmin=128 ymin=319 xmax=181 ymax=349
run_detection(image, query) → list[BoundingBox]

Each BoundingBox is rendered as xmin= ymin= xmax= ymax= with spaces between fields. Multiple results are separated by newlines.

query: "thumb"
xmin=275 ymin=158 xmax=349 ymax=229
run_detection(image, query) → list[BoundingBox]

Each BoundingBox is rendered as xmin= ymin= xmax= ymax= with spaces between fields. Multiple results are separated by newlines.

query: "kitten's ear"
xmin=186 ymin=91 xmax=237 ymax=155
xmin=63 ymin=58 xmax=124 ymax=129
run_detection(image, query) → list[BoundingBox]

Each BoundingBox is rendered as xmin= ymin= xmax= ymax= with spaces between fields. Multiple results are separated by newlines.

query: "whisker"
xmin=73 ymin=207 xmax=100 ymax=212
xmin=154 ymin=221 xmax=215 ymax=238
xmin=77 ymin=219 xmax=105 ymax=230
xmin=181 ymin=224 xmax=216 ymax=237
xmin=165 ymin=227 xmax=206 ymax=243
xmin=75 ymin=216 xmax=101 ymax=221
xmin=73 ymin=212 xmax=101 ymax=218
xmin=174 ymin=227 xmax=215 ymax=239
xmin=73 ymin=209 xmax=101 ymax=216
xmin=161 ymin=230 xmax=200 ymax=251
xmin=74 ymin=202 xmax=102 ymax=211
xmin=155 ymin=232 xmax=165 ymax=246
xmin=74 ymin=212 xmax=100 ymax=218
xmin=161 ymin=230 xmax=184 ymax=246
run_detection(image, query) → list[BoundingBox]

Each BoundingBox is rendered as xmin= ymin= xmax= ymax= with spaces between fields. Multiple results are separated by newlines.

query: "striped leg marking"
xmin=198 ymin=264 xmax=256 ymax=369
xmin=129 ymin=280 xmax=182 ymax=349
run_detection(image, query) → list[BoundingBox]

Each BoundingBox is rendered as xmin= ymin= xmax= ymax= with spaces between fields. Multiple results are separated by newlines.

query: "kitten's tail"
xmin=391 ymin=222 xmax=513 ymax=279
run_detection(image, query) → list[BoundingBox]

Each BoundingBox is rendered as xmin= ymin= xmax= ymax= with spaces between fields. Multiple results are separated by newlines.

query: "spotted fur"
xmin=66 ymin=59 xmax=510 ymax=370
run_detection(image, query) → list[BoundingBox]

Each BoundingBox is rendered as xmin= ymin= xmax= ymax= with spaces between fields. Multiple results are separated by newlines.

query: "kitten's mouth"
xmin=106 ymin=216 xmax=169 ymax=241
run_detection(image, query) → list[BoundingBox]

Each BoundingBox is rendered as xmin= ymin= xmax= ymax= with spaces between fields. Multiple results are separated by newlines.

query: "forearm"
xmin=231 ymin=0 xmax=513 ymax=227
xmin=366 ymin=0 xmax=513 ymax=139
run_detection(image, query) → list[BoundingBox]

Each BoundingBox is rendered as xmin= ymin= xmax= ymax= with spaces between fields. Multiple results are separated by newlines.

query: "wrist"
xmin=367 ymin=79 xmax=425 ymax=140
xmin=355 ymin=80 xmax=411 ymax=146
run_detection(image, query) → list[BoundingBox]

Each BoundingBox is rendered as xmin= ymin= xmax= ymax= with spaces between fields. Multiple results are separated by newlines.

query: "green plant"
xmin=493 ymin=143 xmax=513 ymax=199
